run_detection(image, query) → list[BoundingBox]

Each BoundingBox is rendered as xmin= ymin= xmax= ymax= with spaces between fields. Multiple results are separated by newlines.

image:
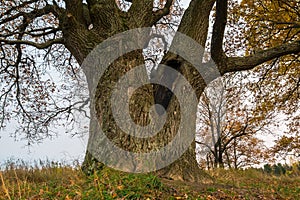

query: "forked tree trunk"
xmin=80 ymin=49 xmax=212 ymax=183
xmin=61 ymin=0 xmax=215 ymax=183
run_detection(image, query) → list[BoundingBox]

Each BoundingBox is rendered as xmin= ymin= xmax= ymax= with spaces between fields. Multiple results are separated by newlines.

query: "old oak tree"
xmin=0 ymin=0 xmax=299 ymax=182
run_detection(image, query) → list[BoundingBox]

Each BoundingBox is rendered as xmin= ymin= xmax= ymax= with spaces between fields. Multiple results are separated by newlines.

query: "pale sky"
xmin=0 ymin=121 xmax=88 ymax=165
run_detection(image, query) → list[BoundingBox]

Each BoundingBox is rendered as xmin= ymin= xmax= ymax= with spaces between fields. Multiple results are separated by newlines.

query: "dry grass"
xmin=0 ymin=160 xmax=299 ymax=199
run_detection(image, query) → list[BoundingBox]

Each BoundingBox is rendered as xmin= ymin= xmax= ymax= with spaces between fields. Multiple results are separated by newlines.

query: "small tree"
xmin=196 ymin=74 xmax=268 ymax=169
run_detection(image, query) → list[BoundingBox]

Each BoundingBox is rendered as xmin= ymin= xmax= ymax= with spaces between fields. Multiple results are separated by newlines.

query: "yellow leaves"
xmin=112 ymin=192 xmax=118 ymax=198
xmin=64 ymin=191 xmax=82 ymax=199
xmin=39 ymin=189 xmax=44 ymax=195
xmin=173 ymin=193 xmax=188 ymax=199
xmin=69 ymin=179 xmax=76 ymax=186
xmin=241 ymin=0 xmax=255 ymax=7
xmin=206 ymin=194 xmax=220 ymax=200
xmin=116 ymin=185 xmax=124 ymax=190
xmin=239 ymin=0 xmax=300 ymax=53
xmin=271 ymin=134 xmax=300 ymax=157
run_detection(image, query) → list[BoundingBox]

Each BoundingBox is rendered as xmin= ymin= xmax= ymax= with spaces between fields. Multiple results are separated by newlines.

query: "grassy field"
xmin=0 ymin=161 xmax=299 ymax=199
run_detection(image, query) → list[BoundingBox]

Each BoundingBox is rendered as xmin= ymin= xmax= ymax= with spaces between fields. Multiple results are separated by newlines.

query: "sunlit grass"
xmin=0 ymin=160 xmax=299 ymax=199
xmin=0 ymin=160 xmax=166 ymax=199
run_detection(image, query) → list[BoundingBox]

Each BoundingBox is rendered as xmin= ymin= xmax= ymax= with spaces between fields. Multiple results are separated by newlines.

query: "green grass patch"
xmin=0 ymin=161 xmax=299 ymax=199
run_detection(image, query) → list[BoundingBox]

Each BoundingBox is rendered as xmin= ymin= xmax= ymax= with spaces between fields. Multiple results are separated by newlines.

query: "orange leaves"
xmin=239 ymin=0 xmax=300 ymax=51
xmin=270 ymin=134 xmax=300 ymax=162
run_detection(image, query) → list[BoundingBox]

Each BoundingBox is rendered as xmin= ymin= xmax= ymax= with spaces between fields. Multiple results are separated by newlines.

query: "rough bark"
xmin=152 ymin=0 xmax=215 ymax=181
xmin=67 ymin=0 xmax=216 ymax=183
xmin=80 ymin=48 xmax=212 ymax=182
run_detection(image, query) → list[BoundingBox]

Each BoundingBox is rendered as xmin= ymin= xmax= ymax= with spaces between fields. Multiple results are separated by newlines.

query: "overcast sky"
xmin=0 ymin=122 xmax=88 ymax=165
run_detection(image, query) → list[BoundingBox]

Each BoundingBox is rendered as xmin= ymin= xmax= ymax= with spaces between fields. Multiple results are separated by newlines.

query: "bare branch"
xmin=151 ymin=0 xmax=174 ymax=26
xmin=0 ymin=4 xmax=62 ymax=24
xmin=0 ymin=38 xmax=64 ymax=49
xmin=1 ymin=0 xmax=40 ymax=17
xmin=195 ymin=140 xmax=214 ymax=154
xmin=224 ymin=40 xmax=300 ymax=75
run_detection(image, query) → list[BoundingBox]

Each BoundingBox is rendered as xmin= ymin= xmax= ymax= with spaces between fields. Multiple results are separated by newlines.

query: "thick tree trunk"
xmin=79 ymin=48 xmax=212 ymax=182
xmin=61 ymin=0 xmax=215 ymax=183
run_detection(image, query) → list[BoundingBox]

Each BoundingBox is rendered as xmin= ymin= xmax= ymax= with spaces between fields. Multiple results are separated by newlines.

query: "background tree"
xmin=1 ymin=0 xmax=300 ymax=182
xmin=196 ymin=74 xmax=268 ymax=169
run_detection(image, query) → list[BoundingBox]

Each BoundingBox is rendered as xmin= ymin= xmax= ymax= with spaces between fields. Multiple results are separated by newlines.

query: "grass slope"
xmin=0 ymin=162 xmax=299 ymax=199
